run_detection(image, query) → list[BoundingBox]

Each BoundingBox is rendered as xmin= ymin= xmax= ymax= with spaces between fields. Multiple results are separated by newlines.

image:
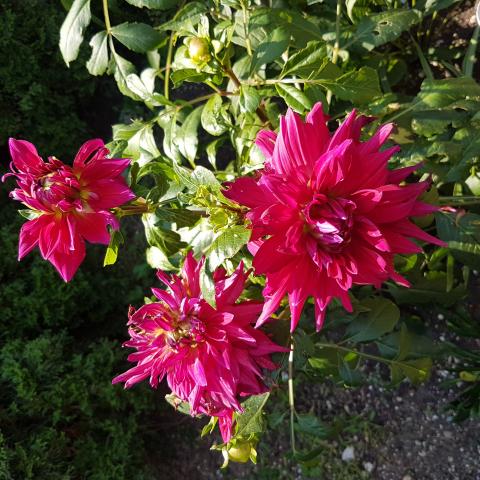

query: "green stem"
xmin=288 ymin=336 xmax=296 ymax=454
xmin=102 ymin=0 xmax=111 ymax=33
xmin=164 ymin=34 xmax=175 ymax=100
xmin=439 ymin=196 xmax=480 ymax=206
xmin=241 ymin=1 xmax=253 ymax=57
xmin=326 ymin=0 xmax=342 ymax=106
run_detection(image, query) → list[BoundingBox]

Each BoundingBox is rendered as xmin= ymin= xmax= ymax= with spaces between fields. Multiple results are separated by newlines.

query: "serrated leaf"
xmin=155 ymin=207 xmax=202 ymax=228
xmin=125 ymin=0 xmax=177 ymax=9
xmin=235 ymin=393 xmax=270 ymax=437
xmin=345 ymin=297 xmax=400 ymax=342
xmin=295 ymin=414 xmax=329 ymax=438
xmin=143 ymin=213 xmax=186 ymax=256
xmin=353 ymin=9 xmax=422 ymax=51
xmin=86 ymin=30 xmax=109 ymax=76
xmin=207 ymin=225 xmax=251 ymax=270
xmin=59 ymin=0 xmax=91 ymax=65
xmin=281 ymin=41 xmax=327 ymax=78
xmin=275 ymin=84 xmax=313 ymax=113
xmin=158 ymin=2 xmax=208 ymax=32
xmin=319 ymin=67 xmax=381 ymax=104
xmin=239 ymin=86 xmax=261 ymax=114
xmin=173 ymin=164 xmax=222 ymax=192
xmin=111 ymin=22 xmax=163 ymax=53
xmin=250 ymin=27 xmax=289 ymax=73
xmin=165 ymin=393 xmax=191 ymax=415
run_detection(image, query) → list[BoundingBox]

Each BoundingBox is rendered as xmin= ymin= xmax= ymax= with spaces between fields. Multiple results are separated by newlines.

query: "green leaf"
xmin=176 ymin=106 xmax=203 ymax=166
xmin=320 ymin=67 xmax=381 ymax=104
xmin=125 ymin=0 xmax=177 ymax=9
xmin=353 ymin=9 xmax=422 ymax=51
xmin=345 ymin=297 xmax=400 ymax=343
xmin=436 ymin=212 xmax=480 ymax=269
xmin=201 ymin=94 xmax=229 ymax=136
xmin=86 ymin=31 xmax=109 ymax=76
xmin=207 ymin=225 xmax=251 ymax=270
xmin=295 ymin=414 xmax=329 ymax=438
xmin=239 ymin=86 xmax=261 ymax=114
xmin=235 ymin=393 xmax=270 ymax=437
xmin=199 ymin=260 xmax=216 ymax=307
xmin=170 ymin=69 xmax=209 ymax=86
xmin=250 ymin=27 xmax=289 ymax=73
xmin=103 ymin=230 xmax=124 ymax=267
xmin=338 ymin=360 xmax=364 ymax=386
xmin=155 ymin=207 xmax=202 ymax=228
xmin=111 ymin=22 xmax=163 ymax=53
xmin=59 ymin=0 xmax=91 ymax=66
xmin=418 ymin=77 xmax=480 ymax=108
xmin=390 ymin=357 xmax=432 ymax=385
xmin=145 ymin=246 xmax=175 ymax=270
xmin=158 ymin=2 xmax=208 ymax=32
xmin=110 ymin=50 xmax=139 ymax=100
xmin=173 ymin=164 xmax=222 ymax=192
xmin=281 ymin=41 xmax=327 ymax=78
xmin=143 ymin=213 xmax=186 ymax=256
xmin=275 ymin=84 xmax=313 ymax=113
xmin=165 ymin=393 xmax=191 ymax=415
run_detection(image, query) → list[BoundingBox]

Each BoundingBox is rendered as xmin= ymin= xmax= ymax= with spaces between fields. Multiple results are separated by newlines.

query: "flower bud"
xmin=227 ymin=440 xmax=254 ymax=463
xmin=188 ymin=37 xmax=211 ymax=63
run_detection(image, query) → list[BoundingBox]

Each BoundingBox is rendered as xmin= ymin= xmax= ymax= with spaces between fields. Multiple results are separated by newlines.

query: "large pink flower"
xmin=224 ymin=103 xmax=446 ymax=332
xmin=3 ymin=138 xmax=135 ymax=281
xmin=112 ymin=252 xmax=285 ymax=442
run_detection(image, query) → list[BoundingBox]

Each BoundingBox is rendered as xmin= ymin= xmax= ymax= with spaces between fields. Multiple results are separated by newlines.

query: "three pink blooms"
xmin=3 ymin=102 xmax=444 ymax=441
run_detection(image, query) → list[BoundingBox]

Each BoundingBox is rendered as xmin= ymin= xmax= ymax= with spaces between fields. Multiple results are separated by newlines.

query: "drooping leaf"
xmin=86 ymin=30 xmax=109 ymax=76
xmin=59 ymin=0 xmax=91 ymax=66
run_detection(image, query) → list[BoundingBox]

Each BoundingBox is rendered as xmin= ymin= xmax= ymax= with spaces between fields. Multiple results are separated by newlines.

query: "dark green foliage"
xmin=0 ymin=0 xmax=118 ymax=158
xmin=0 ymin=191 xmax=168 ymax=479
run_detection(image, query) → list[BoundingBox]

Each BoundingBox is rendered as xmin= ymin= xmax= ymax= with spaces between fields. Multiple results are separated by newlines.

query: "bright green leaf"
xmin=207 ymin=225 xmax=251 ymax=270
xmin=125 ymin=0 xmax=177 ymax=9
xmin=59 ymin=0 xmax=91 ymax=65
xmin=275 ymin=84 xmax=313 ymax=113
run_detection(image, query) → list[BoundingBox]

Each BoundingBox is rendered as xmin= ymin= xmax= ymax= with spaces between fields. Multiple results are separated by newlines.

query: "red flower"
xmin=3 ymin=139 xmax=135 ymax=281
xmin=224 ymin=103 xmax=446 ymax=331
xmin=113 ymin=252 xmax=286 ymax=442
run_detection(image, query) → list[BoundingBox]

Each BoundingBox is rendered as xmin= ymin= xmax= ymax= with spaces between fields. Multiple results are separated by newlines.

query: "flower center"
xmin=165 ymin=313 xmax=206 ymax=350
xmin=35 ymin=166 xmax=83 ymax=207
xmin=304 ymin=194 xmax=355 ymax=253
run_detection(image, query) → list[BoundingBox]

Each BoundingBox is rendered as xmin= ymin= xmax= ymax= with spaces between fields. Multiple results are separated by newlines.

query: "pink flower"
xmin=224 ymin=103 xmax=446 ymax=332
xmin=2 ymin=138 xmax=135 ymax=281
xmin=112 ymin=252 xmax=286 ymax=442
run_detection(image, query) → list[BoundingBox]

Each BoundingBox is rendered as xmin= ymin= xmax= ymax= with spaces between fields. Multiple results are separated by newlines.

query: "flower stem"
xmin=288 ymin=336 xmax=296 ymax=454
xmin=102 ymin=0 xmax=111 ymax=33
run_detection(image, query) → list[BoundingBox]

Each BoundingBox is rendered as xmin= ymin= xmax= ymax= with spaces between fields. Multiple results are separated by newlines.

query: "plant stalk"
xmin=288 ymin=336 xmax=296 ymax=454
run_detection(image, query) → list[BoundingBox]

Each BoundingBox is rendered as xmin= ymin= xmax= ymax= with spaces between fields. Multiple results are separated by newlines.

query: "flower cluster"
xmin=3 ymin=139 xmax=134 ymax=281
xmin=112 ymin=252 xmax=286 ymax=442
xmin=3 ymin=104 xmax=445 ymax=446
xmin=224 ymin=103 xmax=445 ymax=331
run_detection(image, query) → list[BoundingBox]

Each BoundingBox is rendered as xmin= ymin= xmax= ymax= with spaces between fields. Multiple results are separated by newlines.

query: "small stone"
xmin=403 ymin=475 xmax=413 ymax=480
xmin=341 ymin=446 xmax=355 ymax=462
xmin=419 ymin=450 xmax=426 ymax=457
xmin=437 ymin=313 xmax=445 ymax=321
xmin=363 ymin=461 xmax=374 ymax=473
xmin=444 ymin=431 xmax=453 ymax=439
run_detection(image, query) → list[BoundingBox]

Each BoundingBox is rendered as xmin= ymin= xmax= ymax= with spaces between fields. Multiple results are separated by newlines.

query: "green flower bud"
xmin=188 ymin=37 xmax=211 ymax=63
xmin=227 ymin=440 xmax=253 ymax=463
